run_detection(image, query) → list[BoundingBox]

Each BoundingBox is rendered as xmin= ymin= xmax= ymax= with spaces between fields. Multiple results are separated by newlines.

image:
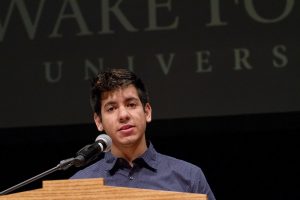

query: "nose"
xmin=118 ymin=106 xmax=130 ymax=122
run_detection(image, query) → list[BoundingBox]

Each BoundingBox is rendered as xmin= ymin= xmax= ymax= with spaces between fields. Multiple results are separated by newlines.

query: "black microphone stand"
xmin=0 ymin=157 xmax=76 ymax=195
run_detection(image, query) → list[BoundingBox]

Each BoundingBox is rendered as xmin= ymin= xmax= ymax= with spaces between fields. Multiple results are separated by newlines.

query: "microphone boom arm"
xmin=0 ymin=134 xmax=111 ymax=196
xmin=0 ymin=157 xmax=76 ymax=195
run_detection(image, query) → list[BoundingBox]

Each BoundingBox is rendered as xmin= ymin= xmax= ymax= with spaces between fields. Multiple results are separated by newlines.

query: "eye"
xmin=128 ymin=102 xmax=137 ymax=108
xmin=106 ymin=106 xmax=115 ymax=112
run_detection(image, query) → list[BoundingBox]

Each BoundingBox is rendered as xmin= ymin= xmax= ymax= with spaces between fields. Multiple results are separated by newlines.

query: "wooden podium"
xmin=0 ymin=178 xmax=207 ymax=200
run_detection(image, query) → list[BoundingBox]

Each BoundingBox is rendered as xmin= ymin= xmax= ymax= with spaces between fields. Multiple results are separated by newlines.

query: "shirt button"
xmin=129 ymin=176 xmax=134 ymax=180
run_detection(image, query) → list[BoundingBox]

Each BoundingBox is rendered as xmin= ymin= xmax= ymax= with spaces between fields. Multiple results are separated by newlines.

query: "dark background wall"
xmin=1 ymin=112 xmax=300 ymax=199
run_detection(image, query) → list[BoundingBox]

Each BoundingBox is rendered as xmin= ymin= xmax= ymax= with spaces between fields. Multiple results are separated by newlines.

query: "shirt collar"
xmin=103 ymin=142 xmax=158 ymax=173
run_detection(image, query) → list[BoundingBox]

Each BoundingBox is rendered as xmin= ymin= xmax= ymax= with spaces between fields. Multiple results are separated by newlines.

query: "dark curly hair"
xmin=90 ymin=68 xmax=149 ymax=114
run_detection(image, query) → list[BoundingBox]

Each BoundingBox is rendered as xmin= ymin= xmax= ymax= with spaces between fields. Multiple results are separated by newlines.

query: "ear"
xmin=144 ymin=103 xmax=152 ymax=123
xmin=94 ymin=113 xmax=104 ymax=131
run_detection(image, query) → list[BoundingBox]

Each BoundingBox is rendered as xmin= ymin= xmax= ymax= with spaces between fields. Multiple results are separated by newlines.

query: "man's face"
xmin=94 ymin=84 xmax=152 ymax=149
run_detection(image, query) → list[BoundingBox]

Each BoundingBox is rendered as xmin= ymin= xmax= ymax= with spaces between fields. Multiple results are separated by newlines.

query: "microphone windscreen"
xmin=95 ymin=134 xmax=112 ymax=152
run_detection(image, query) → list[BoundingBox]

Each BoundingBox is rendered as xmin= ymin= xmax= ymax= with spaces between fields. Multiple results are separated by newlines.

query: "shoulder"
xmin=156 ymin=152 xmax=205 ymax=178
xmin=70 ymin=158 xmax=107 ymax=179
xmin=157 ymin=153 xmax=214 ymax=198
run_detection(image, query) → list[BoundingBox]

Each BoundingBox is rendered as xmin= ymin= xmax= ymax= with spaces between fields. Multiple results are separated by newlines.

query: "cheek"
xmin=101 ymin=117 xmax=113 ymax=130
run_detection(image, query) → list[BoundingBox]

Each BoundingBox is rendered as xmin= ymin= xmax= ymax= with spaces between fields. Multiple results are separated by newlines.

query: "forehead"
xmin=101 ymin=84 xmax=139 ymax=103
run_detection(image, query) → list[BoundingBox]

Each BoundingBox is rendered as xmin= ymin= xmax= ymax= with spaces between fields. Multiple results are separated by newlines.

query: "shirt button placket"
xmin=128 ymin=167 xmax=135 ymax=181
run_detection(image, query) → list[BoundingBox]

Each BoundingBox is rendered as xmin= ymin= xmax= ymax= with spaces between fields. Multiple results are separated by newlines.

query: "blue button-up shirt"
xmin=71 ymin=143 xmax=216 ymax=200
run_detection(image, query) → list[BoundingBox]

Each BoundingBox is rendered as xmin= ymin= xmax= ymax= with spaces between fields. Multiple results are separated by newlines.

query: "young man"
xmin=71 ymin=68 xmax=216 ymax=200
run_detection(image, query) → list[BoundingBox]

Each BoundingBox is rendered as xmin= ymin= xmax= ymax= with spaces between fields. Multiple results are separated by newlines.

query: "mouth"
xmin=118 ymin=124 xmax=134 ymax=131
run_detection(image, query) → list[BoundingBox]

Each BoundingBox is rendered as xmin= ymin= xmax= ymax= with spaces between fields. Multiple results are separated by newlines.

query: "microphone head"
xmin=95 ymin=134 xmax=112 ymax=152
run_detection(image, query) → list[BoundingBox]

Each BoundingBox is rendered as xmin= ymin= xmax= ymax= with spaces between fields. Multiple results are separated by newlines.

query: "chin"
xmin=120 ymin=135 xmax=140 ymax=145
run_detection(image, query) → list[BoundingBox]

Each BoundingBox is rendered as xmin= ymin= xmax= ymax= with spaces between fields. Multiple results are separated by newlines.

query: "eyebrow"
xmin=124 ymin=97 xmax=139 ymax=102
xmin=103 ymin=97 xmax=139 ymax=108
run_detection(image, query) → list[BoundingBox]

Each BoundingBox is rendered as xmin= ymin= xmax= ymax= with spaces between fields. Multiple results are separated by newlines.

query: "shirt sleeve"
xmin=190 ymin=167 xmax=216 ymax=200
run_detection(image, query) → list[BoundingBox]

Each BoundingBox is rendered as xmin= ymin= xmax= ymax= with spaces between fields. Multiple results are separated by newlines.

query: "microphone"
xmin=73 ymin=134 xmax=112 ymax=167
